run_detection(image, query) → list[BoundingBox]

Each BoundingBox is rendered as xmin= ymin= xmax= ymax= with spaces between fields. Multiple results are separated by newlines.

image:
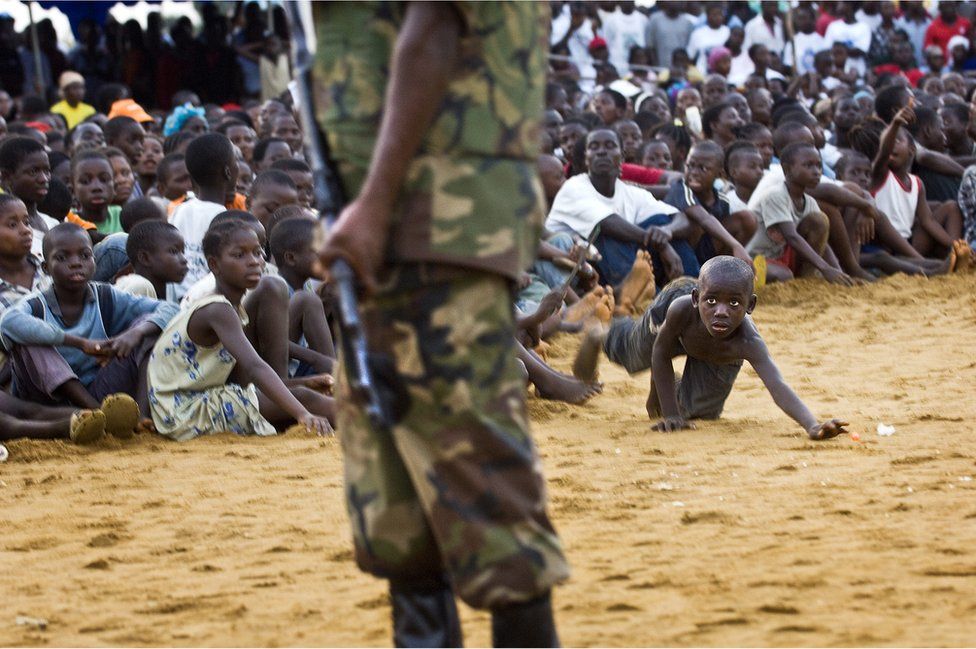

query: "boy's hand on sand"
xmin=319 ymin=197 xmax=390 ymax=297
xmin=822 ymin=266 xmax=855 ymax=286
xmin=300 ymin=413 xmax=334 ymax=437
xmin=653 ymin=416 xmax=695 ymax=432
xmin=807 ymin=419 xmax=849 ymax=440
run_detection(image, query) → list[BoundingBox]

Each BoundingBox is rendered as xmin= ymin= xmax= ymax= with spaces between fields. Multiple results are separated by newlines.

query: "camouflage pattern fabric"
xmin=312 ymin=1 xmax=549 ymax=281
xmin=335 ymin=263 xmax=570 ymax=609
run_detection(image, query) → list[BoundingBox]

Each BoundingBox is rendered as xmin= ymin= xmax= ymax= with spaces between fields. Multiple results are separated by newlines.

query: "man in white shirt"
xmin=782 ymin=5 xmax=827 ymax=76
xmin=600 ymin=1 xmax=648 ymax=76
xmin=545 ymin=129 xmax=693 ymax=287
xmin=744 ymin=3 xmax=785 ymax=57
xmin=687 ymin=4 xmax=731 ymax=73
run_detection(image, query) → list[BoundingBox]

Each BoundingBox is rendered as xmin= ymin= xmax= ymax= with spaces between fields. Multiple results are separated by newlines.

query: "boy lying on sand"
xmin=574 ymin=255 xmax=848 ymax=440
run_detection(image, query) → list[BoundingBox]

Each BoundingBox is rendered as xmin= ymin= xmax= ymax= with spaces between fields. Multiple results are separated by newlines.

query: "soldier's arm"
xmin=318 ymin=2 xmax=464 ymax=292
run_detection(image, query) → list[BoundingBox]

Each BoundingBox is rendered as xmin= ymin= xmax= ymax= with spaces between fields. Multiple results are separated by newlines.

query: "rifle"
xmin=286 ymin=2 xmax=389 ymax=430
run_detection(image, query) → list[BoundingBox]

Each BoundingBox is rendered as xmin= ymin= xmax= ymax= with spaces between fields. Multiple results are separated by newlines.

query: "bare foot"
xmin=534 ymin=370 xmax=603 ymax=404
xmin=952 ymin=239 xmax=975 ymax=273
xmin=615 ymin=251 xmax=654 ymax=316
xmin=590 ymin=291 xmax=614 ymax=327
xmin=572 ymin=326 xmax=607 ymax=382
xmin=564 ymin=287 xmax=604 ymax=324
xmin=300 ymin=373 xmax=335 ymax=394
xmin=534 ymin=340 xmax=551 ymax=360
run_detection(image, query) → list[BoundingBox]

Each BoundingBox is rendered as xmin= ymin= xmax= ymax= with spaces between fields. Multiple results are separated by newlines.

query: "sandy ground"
xmin=2 ymin=272 xmax=976 ymax=647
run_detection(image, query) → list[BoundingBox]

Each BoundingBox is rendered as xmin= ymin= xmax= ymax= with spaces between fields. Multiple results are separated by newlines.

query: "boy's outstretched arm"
xmin=873 ymin=105 xmax=914 ymax=188
xmin=650 ymin=300 xmax=694 ymax=431
xmin=747 ymin=340 xmax=848 ymax=440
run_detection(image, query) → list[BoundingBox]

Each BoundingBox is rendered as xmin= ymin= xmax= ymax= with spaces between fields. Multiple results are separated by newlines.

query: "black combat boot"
xmin=490 ymin=590 xmax=560 ymax=648
xmin=389 ymin=576 xmax=463 ymax=648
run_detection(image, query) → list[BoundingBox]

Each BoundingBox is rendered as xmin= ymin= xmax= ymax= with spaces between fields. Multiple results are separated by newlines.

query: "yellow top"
xmin=50 ymin=100 xmax=96 ymax=129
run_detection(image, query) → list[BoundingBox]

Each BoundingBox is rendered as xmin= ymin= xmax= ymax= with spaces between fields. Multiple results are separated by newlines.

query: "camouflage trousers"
xmin=336 ymin=263 xmax=570 ymax=610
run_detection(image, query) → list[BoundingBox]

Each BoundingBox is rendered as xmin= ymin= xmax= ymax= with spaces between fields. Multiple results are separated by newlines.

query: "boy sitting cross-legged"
xmin=0 ymin=223 xmax=178 ymax=434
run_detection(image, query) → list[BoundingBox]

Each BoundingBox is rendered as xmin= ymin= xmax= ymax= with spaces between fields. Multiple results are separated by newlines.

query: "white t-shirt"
xmin=744 ymin=15 xmax=785 ymax=56
xmin=728 ymin=49 xmax=755 ymax=86
xmin=746 ymin=182 xmax=821 ymax=258
xmin=168 ymin=198 xmax=226 ymax=302
xmin=602 ymin=9 xmax=647 ymax=76
xmin=872 ymin=170 xmax=920 ymax=239
xmin=30 ymin=212 xmax=59 ymax=263
xmin=545 ymin=174 xmax=678 ymax=240
xmin=687 ymin=24 xmax=730 ymax=73
xmin=824 ymin=20 xmax=872 ymax=54
xmin=783 ymin=31 xmax=827 ymax=75
xmin=855 ymin=9 xmax=883 ymax=32
xmin=114 ymin=273 xmax=157 ymax=299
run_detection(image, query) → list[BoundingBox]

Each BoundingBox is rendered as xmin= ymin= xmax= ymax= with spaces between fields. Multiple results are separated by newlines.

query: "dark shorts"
xmin=604 ymin=277 xmax=742 ymax=420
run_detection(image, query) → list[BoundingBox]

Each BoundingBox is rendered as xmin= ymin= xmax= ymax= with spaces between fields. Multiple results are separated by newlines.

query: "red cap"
xmin=588 ymin=36 xmax=608 ymax=52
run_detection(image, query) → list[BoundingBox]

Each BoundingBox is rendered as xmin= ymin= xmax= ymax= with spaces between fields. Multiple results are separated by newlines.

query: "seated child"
xmin=835 ymin=151 xmax=949 ymax=276
xmin=641 ymin=140 xmax=673 ymax=171
xmin=745 ymin=142 xmax=853 ymax=284
xmin=116 ymin=220 xmax=188 ymax=300
xmin=269 ymin=216 xmax=336 ymax=376
xmin=848 ymin=108 xmax=975 ymax=268
xmin=104 ymin=146 xmax=137 ymax=207
xmin=0 ymin=195 xmax=49 ymax=319
xmin=724 ymin=141 xmax=765 ymax=214
xmin=252 ymin=137 xmax=292 ymax=173
xmin=236 ymin=160 xmax=254 ymax=197
xmin=0 ymin=136 xmax=58 ymax=261
xmin=66 ymin=150 xmax=123 ymax=240
xmin=246 ymin=169 xmax=299 ymax=228
xmin=270 ymin=158 xmax=313 ymax=210
xmin=663 ymin=141 xmax=755 ymax=267
xmin=0 ymin=223 xmax=178 ymax=434
xmin=153 ymin=153 xmax=192 ymax=217
xmin=574 ymin=256 xmax=849 ymax=440
xmin=90 ymin=199 xmax=167 ymax=283
xmin=147 ymin=219 xmax=334 ymax=441
xmin=170 ymin=134 xmax=239 ymax=302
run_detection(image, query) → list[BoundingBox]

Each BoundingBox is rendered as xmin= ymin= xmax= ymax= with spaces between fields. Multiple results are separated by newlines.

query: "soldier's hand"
xmin=319 ymin=197 xmax=390 ymax=296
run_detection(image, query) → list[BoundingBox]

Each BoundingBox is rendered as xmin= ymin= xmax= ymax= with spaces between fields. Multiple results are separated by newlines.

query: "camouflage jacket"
xmin=312 ymin=1 xmax=548 ymax=280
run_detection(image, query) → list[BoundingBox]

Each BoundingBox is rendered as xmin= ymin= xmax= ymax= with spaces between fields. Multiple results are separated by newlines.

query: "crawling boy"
xmin=575 ymin=256 xmax=848 ymax=440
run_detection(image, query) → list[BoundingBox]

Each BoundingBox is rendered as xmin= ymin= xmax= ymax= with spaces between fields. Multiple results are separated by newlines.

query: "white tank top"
xmin=872 ymin=170 xmax=919 ymax=239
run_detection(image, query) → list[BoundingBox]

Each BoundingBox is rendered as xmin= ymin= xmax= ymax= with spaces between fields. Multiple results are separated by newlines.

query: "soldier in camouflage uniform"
xmin=314 ymin=2 xmax=569 ymax=647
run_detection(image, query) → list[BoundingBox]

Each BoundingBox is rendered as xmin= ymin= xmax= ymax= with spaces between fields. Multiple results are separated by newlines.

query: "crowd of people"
xmin=0 ymin=0 xmax=972 ymax=451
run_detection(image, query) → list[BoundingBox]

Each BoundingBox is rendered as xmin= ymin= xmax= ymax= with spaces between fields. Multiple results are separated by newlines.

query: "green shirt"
xmin=313 ymin=1 xmax=548 ymax=280
xmin=96 ymin=206 xmax=124 ymax=235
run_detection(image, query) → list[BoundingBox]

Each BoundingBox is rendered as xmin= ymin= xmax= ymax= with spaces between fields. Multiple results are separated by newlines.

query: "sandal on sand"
xmin=70 ymin=409 xmax=106 ymax=445
xmin=100 ymin=394 xmax=140 ymax=439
